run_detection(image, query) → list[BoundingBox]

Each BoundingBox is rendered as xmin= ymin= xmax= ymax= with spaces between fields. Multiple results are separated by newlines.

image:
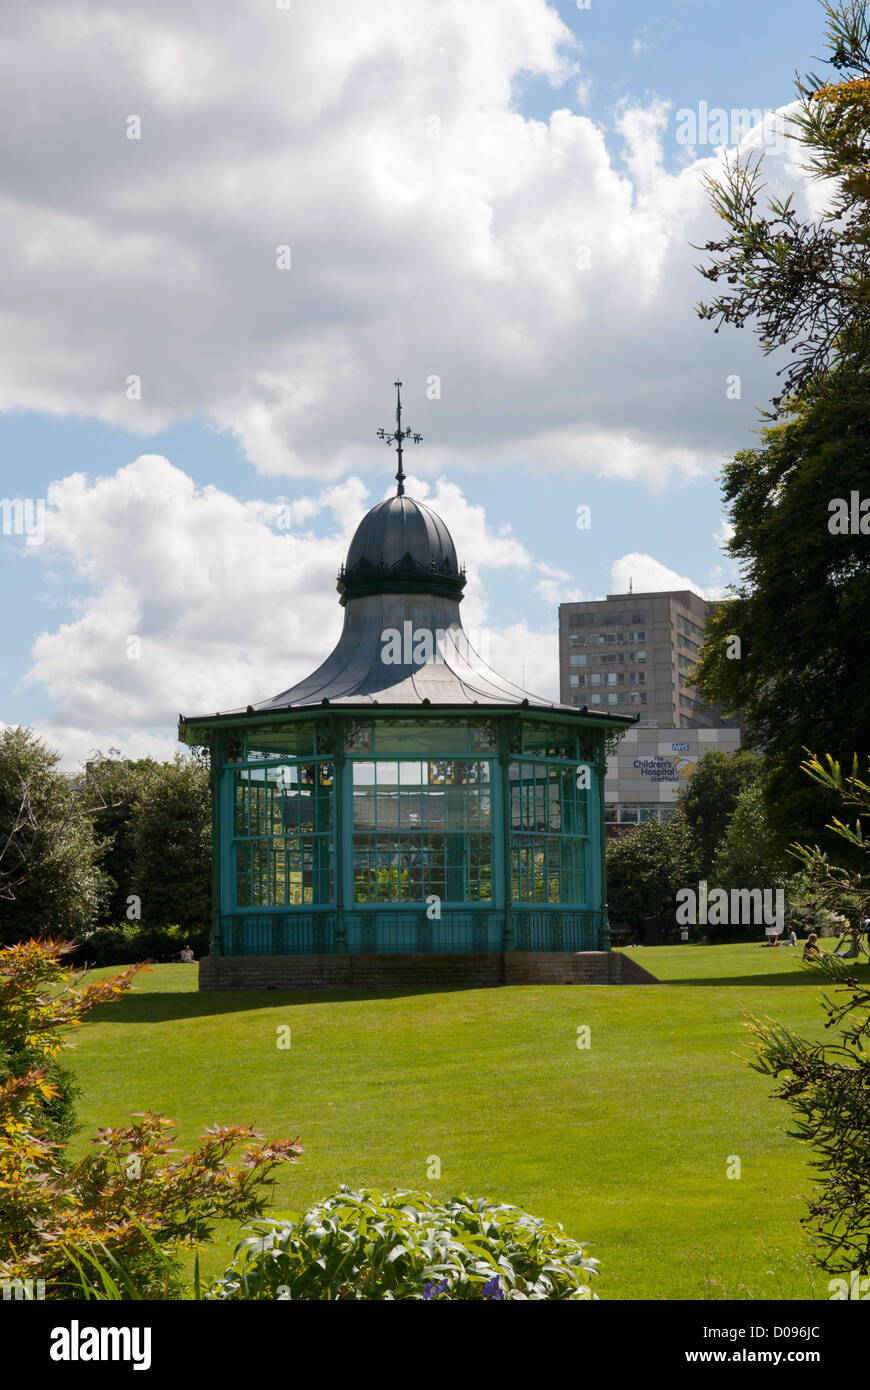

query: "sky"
xmin=0 ymin=0 xmax=834 ymax=767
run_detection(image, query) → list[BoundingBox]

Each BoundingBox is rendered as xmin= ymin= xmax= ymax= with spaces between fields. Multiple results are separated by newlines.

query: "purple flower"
xmin=482 ymin=1276 xmax=504 ymax=1301
xmin=423 ymin=1278 xmax=450 ymax=1300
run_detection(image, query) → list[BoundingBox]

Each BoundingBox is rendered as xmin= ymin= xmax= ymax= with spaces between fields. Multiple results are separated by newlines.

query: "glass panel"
xmin=234 ymin=762 xmax=333 ymax=907
xmin=508 ymin=759 xmax=589 ymax=904
xmin=350 ymin=759 xmax=492 ymax=903
xmin=343 ymin=721 xmax=373 ymax=753
xmin=470 ymin=721 xmax=498 ymax=752
xmin=243 ymin=725 xmax=316 ymax=759
xmin=521 ymin=722 xmax=578 ymax=760
xmin=373 ymin=720 xmax=471 ymax=755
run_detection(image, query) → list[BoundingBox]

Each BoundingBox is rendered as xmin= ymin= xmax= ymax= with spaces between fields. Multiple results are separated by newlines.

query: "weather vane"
xmin=377 ymin=380 xmax=421 ymax=497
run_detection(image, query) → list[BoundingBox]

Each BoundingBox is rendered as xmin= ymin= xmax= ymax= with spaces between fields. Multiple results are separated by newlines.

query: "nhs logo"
xmin=671 ymin=743 xmax=690 ymax=752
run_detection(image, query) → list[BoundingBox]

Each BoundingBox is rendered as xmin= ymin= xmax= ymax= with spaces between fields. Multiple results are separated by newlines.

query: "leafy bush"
xmin=207 ymin=1187 xmax=599 ymax=1300
xmin=71 ymin=922 xmax=209 ymax=967
xmin=0 ymin=938 xmax=302 ymax=1298
xmin=606 ymin=809 xmax=699 ymax=934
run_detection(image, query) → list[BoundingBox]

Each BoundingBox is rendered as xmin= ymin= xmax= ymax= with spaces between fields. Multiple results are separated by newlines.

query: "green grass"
xmin=64 ymin=942 xmax=868 ymax=1300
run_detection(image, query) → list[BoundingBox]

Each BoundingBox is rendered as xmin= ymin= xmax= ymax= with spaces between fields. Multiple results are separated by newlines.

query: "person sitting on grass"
xmin=802 ymin=932 xmax=820 ymax=962
xmin=179 ymin=944 xmax=195 ymax=963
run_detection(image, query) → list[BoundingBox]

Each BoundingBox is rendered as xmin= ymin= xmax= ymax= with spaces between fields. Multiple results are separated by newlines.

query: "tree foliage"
xmin=712 ymin=782 xmax=792 ymax=893
xmin=695 ymin=0 xmax=870 ymax=410
xmin=85 ymin=757 xmax=161 ymax=927
xmin=691 ymin=356 xmax=870 ymax=850
xmin=693 ymin=3 xmax=870 ymax=848
xmin=745 ymin=751 xmax=870 ymax=1273
xmin=0 ymin=727 xmax=106 ymax=944
xmin=129 ymin=753 xmax=210 ymax=936
xmin=606 ymin=810 xmax=699 ymax=932
xmin=676 ymin=749 xmax=765 ymax=878
xmin=85 ymin=752 xmax=211 ymax=938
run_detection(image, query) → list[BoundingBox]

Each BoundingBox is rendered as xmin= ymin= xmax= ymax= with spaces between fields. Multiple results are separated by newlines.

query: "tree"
xmin=692 ymin=2 xmax=870 ymax=848
xmin=695 ymin=1 xmax=870 ymax=411
xmin=676 ymin=749 xmax=764 ymax=878
xmin=712 ymin=782 xmax=793 ymax=894
xmin=131 ymin=753 xmax=211 ymax=936
xmin=691 ymin=378 xmax=870 ymax=849
xmin=747 ymin=953 xmax=870 ymax=1275
xmin=606 ymin=810 xmax=699 ymax=933
xmin=789 ymin=750 xmax=870 ymax=924
xmin=745 ymin=751 xmax=870 ymax=1274
xmin=85 ymin=756 xmax=161 ymax=926
xmin=0 ymin=727 xmax=106 ymax=944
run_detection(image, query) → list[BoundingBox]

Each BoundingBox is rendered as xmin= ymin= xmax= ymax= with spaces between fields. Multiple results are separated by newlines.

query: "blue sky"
xmin=0 ymin=0 xmax=829 ymax=764
xmin=527 ymin=1 xmax=823 ymax=138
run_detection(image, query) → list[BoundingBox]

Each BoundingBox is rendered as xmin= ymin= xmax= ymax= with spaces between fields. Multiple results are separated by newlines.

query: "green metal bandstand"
xmin=178 ymin=387 xmax=633 ymax=964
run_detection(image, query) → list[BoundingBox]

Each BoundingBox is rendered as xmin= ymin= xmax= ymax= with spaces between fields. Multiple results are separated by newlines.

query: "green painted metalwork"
xmin=191 ymin=707 xmax=625 ymax=956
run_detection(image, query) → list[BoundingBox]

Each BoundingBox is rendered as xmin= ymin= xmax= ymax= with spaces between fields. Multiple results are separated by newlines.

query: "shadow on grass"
xmin=87 ymin=984 xmax=492 ymax=1023
xmin=662 ymin=965 xmax=870 ymax=988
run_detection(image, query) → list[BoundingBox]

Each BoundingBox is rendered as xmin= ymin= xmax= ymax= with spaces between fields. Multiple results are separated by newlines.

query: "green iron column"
xmin=499 ymin=724 xmax=515 ymax=952
xmin=208 ymin=732 xmax=223 ymax=957
xmin=597 ymin=736 xmax=610 ymax=952
xmin=333 ymin=733 xmax=347 ymax=954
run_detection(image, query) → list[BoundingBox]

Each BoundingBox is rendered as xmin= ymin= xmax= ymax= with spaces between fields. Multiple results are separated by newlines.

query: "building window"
xmin=607 ymin=693 xmax=619 ymax=705
xmin=589 ymin=693 xmax=602 ymax=705
xmin=569 ymin=654 xmax=587 ymax=667
xmin=636 ymin=650 xmax=646 ymax=663
xmin=589 ymin=673 xmax=602 ymax=686
xmin=569 ymin=634 xmax=586 ymax=647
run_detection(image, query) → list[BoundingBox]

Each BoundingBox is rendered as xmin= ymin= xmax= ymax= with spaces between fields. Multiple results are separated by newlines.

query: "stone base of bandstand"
xmin=198 ymin=950 xmax=659 ymax=990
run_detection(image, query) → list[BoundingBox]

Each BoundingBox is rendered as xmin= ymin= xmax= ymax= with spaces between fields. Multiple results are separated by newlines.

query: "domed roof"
xmin=337 ymin=494 xmax=466 ymax=603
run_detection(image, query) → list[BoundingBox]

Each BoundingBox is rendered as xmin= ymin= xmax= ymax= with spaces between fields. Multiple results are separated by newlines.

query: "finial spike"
xmin=377 ymin=379 xmax=422 ymax=496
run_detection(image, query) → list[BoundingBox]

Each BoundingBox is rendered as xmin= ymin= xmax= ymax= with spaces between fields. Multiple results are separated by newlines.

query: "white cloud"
xmin=609 ymin=551 xmax=705 ymax=597
xmin=0 ymin=1 xmax=815 ymax=487
xmin=534 ymin=562 xmax=585 ymax=606
xmin=19 ymin=455 xmax=758 ymax=762
xmin=487 ymin=622 xmax=561 ymax=701
xmin=24 ymin=455 xmax=569 ymax=764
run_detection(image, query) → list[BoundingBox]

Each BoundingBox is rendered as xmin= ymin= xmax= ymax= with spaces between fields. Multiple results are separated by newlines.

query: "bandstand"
xmin=178 ymin=387 xmax=647 ymax=988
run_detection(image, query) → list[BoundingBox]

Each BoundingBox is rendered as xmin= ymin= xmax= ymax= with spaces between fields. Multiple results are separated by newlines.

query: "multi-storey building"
xmin=558 ymin=589 xmax=738 ymax=730
xmin=558 ymin=590 xmax=742 ymax=831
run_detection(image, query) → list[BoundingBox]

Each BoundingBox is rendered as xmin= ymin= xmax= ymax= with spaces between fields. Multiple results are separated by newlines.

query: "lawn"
xmin=64 ymin=941 xmax=867 ymax=1300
